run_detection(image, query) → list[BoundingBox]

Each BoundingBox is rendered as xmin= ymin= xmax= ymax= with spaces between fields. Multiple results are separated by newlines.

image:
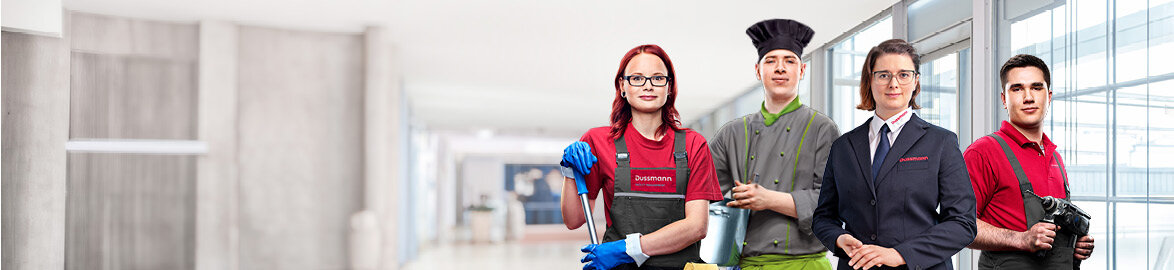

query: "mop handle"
xmin=580 ymin=194 xmax=600 ymax=245
xmin=574 ymin=170 xmax=600 ymax=245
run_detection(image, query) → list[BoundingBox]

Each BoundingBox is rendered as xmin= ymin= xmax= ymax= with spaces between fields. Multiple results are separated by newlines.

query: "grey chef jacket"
xmin=710 ymin=103 xmax=839 ymax=257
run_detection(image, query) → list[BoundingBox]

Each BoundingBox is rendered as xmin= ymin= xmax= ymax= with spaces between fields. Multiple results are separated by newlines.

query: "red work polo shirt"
xmin=578 ymin=123 xmax=722 ymax=226
xmin=964 ymin=121 xmax=1070 ymax=232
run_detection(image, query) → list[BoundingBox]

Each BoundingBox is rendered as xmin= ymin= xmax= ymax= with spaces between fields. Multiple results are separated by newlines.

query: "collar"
xmin=869 ymin=107 xmax=914 ymax=135
xmin=997 ymin=120 xmax=1055 ymax=151
xmin=625 ymin=122 xmax=672 ymax=150
xmin=760 ymin=97 xmax=803 ymax=126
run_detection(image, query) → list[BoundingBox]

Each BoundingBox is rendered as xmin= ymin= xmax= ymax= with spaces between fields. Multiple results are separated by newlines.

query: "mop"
xmin=571 ymin=168 xmax=600 ymax=245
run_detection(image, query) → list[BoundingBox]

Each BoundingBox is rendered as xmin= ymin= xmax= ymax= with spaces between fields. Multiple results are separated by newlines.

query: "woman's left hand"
xmin=848 ymin=245 xmax=905 ymax=270
xmin=726 ymin=181 xmax=776 ymax=211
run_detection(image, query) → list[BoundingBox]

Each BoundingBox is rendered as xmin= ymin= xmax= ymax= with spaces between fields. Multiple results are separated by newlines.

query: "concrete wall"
xmin=196 ymin=20 xmax=240 ymax=270
xmin=236 ymin=26 xmax=365 ymax=270
xmin=65 ymin=154 xmax=197 ymax=270
xmin=3 ymin=11 xmax=405 ymax=270
xmin=59 ymin=13 xmax=201 ymax=270
xmin=1 ymin=30 xmax=71 ymax=270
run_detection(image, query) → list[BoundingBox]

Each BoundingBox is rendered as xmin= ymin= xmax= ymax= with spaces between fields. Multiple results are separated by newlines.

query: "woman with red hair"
xmin=560 ymin=44 xmax=721 ymax=270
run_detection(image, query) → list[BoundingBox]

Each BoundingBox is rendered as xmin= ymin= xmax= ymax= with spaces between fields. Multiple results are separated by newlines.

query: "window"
xmin=799 ymin=59 xmax=813 ymax=106
xmin=917 ymin=49 xmax=967 ymax=133
xmin=733 ymin=86 xmax=765 ymax=118
xmin=999 ymin=0 xmax=1174 ymax=269
xmin=829 ymin=16 xmax=893 ymax=128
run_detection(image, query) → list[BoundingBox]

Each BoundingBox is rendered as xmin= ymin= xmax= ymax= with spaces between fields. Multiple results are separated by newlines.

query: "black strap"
xmin=1053 ymin=154 xmax=1071 ymax=199
xmin=989 ymin=134 xmax=1045 ymax=227
xmin=673 ymin=130 xmax=688 ymax=168
xmin=673 ymin=130 xmax=690 ymax=194
xmin=615 ymin=134 xmax=631 ymax=168
xmin=989 ymin=135 xmax=1035 ymax=196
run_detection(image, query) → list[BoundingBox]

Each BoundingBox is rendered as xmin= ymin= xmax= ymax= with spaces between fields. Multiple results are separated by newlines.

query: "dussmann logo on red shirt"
xmin=631 ymin=169 xmax=676 ymax=193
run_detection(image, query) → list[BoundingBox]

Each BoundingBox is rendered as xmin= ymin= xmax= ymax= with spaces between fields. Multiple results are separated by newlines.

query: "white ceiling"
xmin=64 ymin=0 xmax=899 ymax=138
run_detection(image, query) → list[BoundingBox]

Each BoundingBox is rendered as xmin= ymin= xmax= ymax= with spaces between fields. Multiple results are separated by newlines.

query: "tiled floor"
xmin=403 ymin=225 xmax=595 ymax=269
xmin=402 ymin=240 xmax=585 ymax=270
xmin=401 ymin=225 xmax=844 ymax=270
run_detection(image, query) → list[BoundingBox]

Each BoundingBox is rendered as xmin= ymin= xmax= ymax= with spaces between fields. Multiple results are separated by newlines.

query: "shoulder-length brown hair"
xmin=857 ymin=39 xmax=922 ymax=111
xmin=609 ymin=44 xmax=681 ymax=139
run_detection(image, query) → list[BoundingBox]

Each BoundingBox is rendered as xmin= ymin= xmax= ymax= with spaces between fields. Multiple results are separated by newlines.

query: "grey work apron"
xmin=978 ymin=135 xmax=1078 ymax=270
xmin=604 ymin=130 xmax=699 ymax=269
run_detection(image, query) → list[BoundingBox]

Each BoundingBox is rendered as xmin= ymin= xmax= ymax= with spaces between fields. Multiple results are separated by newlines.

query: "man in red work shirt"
xmin=963 ymin=54 xmax=1094 ymax=269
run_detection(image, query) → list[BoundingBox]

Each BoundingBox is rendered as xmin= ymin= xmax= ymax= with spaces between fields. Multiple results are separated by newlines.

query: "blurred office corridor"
xmin=6 ymin=0 xmax=1174 ymax=270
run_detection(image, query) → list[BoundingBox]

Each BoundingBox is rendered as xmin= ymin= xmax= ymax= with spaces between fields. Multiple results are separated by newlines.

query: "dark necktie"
xmin=871 ymin=125 xmax=891 ymax=183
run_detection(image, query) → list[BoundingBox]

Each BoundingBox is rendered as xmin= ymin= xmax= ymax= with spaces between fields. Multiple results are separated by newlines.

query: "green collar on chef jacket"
xmin=760 ymin=97 xmax=801 ymax=126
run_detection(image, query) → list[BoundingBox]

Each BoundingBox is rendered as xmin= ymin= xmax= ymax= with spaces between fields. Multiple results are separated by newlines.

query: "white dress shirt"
xmin=868 ymin=107 xmax=915 ymax=164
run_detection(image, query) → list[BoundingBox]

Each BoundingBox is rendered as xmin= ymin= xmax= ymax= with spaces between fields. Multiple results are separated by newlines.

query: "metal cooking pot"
xmin=698 ymin=198 xmax=749 ymax=266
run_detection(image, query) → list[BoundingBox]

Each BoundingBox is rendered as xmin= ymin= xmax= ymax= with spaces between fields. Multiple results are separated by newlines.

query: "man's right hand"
xmin=1020 ymin=222 xmax=1058 ymax=252
xmin=837 ymin=234 xmax=864 ymax=256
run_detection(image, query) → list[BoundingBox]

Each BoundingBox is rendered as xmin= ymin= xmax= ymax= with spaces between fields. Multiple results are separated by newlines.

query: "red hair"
xmin=609 ymin=44 xmax=681 ymax=139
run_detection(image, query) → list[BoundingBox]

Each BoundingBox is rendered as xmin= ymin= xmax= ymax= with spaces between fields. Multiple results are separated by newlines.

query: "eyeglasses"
xmin=872 ymin=70 xmax=919 ymax=85
xmin=622 ymin=75 xmax=671 ymax=87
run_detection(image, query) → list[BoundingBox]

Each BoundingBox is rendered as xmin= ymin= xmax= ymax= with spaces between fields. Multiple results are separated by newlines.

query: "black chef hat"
xmin=746 ymin=19 xmax=815 ymax=61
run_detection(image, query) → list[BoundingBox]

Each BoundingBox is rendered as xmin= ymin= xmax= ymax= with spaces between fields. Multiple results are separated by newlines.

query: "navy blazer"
xmin=813 ymin=114 xmax=976 ymax=270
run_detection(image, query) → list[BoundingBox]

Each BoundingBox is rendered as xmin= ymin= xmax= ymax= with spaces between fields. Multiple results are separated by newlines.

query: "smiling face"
xmin=621 ymin=53 xmax=670 ymax=114
xmin=756 ymin=49 xmax=805 ymax=101
xmin=869 ymin=53 xmax=919 ymax=118
xmin=1002 ymin=66 xmax=1052 ymax=130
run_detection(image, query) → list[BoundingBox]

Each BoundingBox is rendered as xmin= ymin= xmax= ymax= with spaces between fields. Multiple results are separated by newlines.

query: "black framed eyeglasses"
xmin=622 ymin=75 xmax=671 ymax=87
xmin=872 ymin=70 xmax=919 ymax=85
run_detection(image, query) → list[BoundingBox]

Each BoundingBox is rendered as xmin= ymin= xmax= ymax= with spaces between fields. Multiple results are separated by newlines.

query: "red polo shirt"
xmin=964 ymin=121 xmax=1069 ymax=232
xmin=579 ymin=123 xmax=722 ymax=226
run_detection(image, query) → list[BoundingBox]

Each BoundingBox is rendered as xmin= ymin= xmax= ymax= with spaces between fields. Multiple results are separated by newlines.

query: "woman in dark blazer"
xmin=811 ymin=39 xmax=976 ymax=270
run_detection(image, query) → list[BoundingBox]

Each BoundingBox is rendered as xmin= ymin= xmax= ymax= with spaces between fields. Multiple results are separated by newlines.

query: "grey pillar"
xmin=807 ymin=45 xmax=829 ymax=113
xmin=970 ymin=0 xmax=997 ymax=142
xmin=359 ymin=25 xmax=402 ymax=270
xmin=196 ymin=20 xmax=240 ymax=270
xmin=892 ymin=1 xmax=909 ymax=40
xmin=1 ymin=30 xmax=71 ymax=270
xmin=958 ymin=1 xmax=998 ymax=269
xmin=237 ymin=26 xmax=364 ymax=270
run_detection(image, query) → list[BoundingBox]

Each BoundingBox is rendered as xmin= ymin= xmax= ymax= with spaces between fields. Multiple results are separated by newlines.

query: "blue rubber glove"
xmin=581 ymin=239 xmax=635 ymax=270
xmin=560 ymin=141 xmax=597 ymax=195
